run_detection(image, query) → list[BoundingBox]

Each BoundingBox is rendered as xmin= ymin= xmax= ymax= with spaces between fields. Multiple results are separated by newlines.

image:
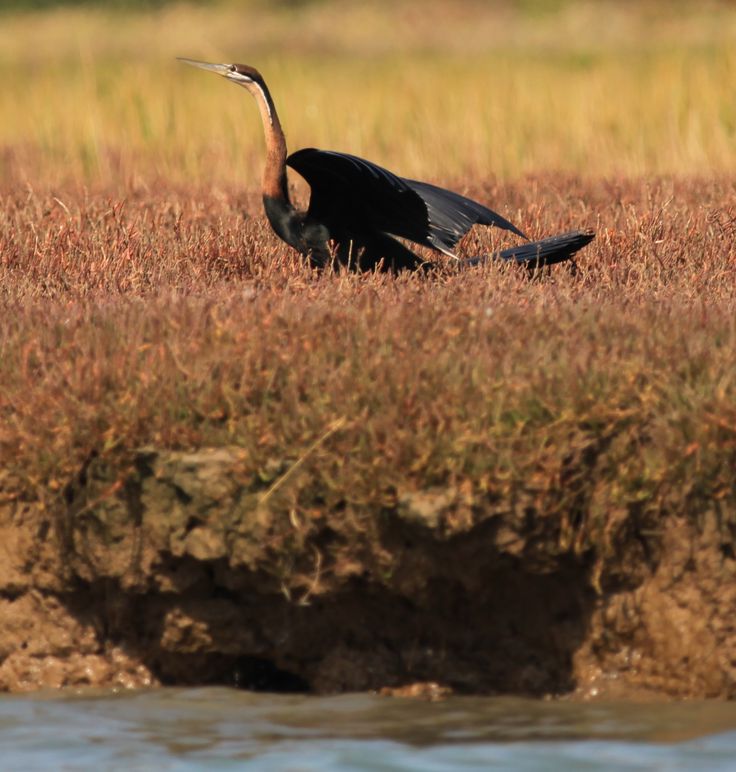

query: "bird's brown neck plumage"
xmin=249 ymin=79 xmax=288 ymax=201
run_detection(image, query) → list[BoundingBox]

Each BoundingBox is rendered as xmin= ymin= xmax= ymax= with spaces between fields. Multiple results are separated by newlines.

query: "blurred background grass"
xmin=2 ymin=0 xmax=736 ymax=186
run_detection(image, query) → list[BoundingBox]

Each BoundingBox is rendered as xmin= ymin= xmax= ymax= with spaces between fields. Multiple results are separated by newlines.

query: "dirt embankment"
xmin=0 ymin=447 xmax=734 ymax=698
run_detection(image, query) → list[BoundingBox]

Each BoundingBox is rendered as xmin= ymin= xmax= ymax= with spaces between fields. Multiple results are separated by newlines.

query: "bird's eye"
xmin=229 ymin=64 xmax=237 ymax=72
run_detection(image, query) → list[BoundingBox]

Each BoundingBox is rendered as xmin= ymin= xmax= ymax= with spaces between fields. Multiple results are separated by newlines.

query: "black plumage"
xmin=474 ymin=230 xmax=596 ymax=267
xmin=287 ymin=148 xmax=527 ymax=252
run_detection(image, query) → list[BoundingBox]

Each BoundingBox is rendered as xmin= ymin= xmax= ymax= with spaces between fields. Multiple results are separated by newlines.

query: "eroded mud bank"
xmin=1 ymin=448 xmax=734 ymax=698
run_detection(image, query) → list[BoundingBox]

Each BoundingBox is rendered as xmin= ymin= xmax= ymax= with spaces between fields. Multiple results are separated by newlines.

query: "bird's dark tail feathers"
xmin=465 ymin=230 xmax=595 ymax=269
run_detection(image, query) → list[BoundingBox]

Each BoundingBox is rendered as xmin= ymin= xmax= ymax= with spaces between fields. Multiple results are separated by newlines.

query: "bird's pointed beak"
xmin=177 ymin=58 xmax=232 ymax=77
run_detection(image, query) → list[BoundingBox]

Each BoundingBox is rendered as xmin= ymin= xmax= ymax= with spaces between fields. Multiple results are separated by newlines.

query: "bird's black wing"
xmin=286 ymin=148 xmax=525 ymax=253
xmin=287 ymin=148 xmax=429 ymax=244
xmin=403 ymin=179 xmax=527 ymax=250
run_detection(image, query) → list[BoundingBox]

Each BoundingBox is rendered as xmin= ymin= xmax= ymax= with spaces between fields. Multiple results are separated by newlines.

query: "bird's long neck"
xmin=250 ymin=79 xmax=289 ymax=202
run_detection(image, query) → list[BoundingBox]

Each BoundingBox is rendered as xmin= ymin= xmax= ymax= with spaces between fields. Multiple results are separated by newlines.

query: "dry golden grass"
xmin=2 ymin=0 xmax=736 ymax=184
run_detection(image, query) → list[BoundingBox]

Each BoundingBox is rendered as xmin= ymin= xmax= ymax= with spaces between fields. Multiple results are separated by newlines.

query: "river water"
xmin=2 ymin=688 xmax=736 ymax=770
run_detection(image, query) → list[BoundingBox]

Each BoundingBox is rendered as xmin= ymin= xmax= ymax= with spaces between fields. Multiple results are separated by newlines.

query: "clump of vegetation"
xmin=1 ymin=177 xmax=735 ymax=575
xmin=1 ymin=0 xmax=735 ymax=577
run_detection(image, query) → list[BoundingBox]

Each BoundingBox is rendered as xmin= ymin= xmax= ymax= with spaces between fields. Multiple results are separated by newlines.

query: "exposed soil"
xmin=0 ymin=447 xmax=734 ymax=698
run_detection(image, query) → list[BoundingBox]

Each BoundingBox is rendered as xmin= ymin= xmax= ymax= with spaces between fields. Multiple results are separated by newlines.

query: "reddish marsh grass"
xmin=2 ymin=175 xmax=734 ymax=300
xmin=1 ymin=175 xmax=735 ymax=570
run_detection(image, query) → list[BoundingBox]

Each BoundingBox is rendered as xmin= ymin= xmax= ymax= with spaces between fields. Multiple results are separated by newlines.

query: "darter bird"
xmin=179 ymin=59 xmax=594 ymax=272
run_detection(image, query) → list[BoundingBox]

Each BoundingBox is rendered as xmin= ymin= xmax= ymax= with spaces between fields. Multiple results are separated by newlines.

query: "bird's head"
xmin=178 ymin=58 xmax=267 ymax=97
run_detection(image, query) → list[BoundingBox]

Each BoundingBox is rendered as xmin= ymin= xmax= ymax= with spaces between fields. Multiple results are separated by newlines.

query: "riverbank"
xmin=1 ymin=178 xmax=735 ymax=698
xmin=1 ymin=444 xmax=735 ymax=698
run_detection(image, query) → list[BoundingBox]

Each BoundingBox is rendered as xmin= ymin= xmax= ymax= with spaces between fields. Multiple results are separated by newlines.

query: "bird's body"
xmin=180 ymin=59 xmax=594 ymax=270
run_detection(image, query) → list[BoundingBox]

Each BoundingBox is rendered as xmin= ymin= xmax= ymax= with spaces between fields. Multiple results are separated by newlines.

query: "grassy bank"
xmin=1 ymin=177 xmax=735 ymax=574
xmin=1 ymin=1 xmax=735 ymax=579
